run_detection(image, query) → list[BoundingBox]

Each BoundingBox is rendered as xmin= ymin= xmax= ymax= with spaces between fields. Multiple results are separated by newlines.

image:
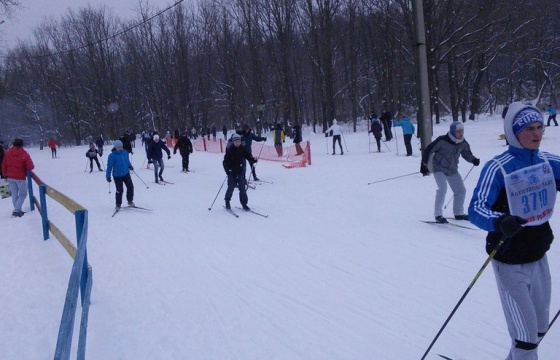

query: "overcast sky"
xmin=0 ymin=0 xmax=152 ymax=49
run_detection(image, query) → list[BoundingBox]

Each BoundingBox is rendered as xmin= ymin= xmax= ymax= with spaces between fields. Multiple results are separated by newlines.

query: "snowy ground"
xmin=1 ymin=114 xmax=559 ymax=360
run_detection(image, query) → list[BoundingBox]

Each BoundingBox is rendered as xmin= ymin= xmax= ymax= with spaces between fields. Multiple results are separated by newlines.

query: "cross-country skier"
xmin=106 ymin=140 xmax=134 ymax=210
xmin=173 ymin=131 xmax=193 ymax=172
xmin=85 ymin=143 xmax=102 ymax=173
xmin=469 ymin=102 xmax=560 ymax=360
xmin=223 ymin=133 xmax=257 ymax=211
xmin=147 ymin=134 xmax=171 ymax=183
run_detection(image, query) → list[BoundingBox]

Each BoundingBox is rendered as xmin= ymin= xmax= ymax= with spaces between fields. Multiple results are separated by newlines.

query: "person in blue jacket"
xmin=238 ymin=124 xmax=266 ymax=181
xmin=106 ymin=140 xmax=134 ymax=210
xmin=147 ymin=134 xmax=171 ymax=183
xmin=393 ymin=115 xmax=416 ymax=156
xmin=545 ymin=104 xmax=557 ymax=126
xmin=469 ymin=102 xmax=560 ymax=360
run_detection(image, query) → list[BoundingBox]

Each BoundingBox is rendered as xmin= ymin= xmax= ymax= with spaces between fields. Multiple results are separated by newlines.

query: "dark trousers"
xmin=51 ymin=148 xmax=57 ymax=158
xmin=89 ymin=157 xmax=101 ymax=170
xmin=374 ymin=137 xmax=381 ymax=151
xmin=114 ymin=173 xmax=134 ymax=206
xmin=547 ymin=114 xmax=558 ymax=126
xmin=332 ymin=135 xmax=343 ymax=154
xmin=225 ymin=173 xmax=248 ymax=206
xmin=180 ymin=153 xmax=190 ymax=171
xmin=382 ymin=121 xmax=392 ymax=140
xmin=403 ymin=134 xmax=413 ymax=156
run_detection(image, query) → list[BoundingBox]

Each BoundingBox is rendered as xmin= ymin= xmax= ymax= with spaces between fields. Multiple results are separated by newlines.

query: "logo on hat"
xmin=513 ymin=108 xmax=543 ymax=135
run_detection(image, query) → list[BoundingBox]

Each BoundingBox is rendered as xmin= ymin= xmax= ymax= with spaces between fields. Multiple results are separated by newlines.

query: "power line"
xmin=2 ymin=0 xmax=185 ymax=60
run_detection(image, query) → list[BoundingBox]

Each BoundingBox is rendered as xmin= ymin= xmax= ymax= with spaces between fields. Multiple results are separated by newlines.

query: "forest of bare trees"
xmin=0 ymin=0 xmax=559 ymax=146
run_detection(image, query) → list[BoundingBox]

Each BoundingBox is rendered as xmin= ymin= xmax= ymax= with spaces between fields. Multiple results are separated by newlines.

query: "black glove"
xmin=472 ymin=158 xmax=480 ymax=166
xmin=420 ymin=163 xmax=430 ymax=176
xmin=494 ymin=214 xmax=528 ymax=237
xmin=264 ymin=137 xmax=267 ymax=141
xmin=168 ymin=155 xmax=171 ymax=160
xmin=100 ymin=153 xmax=102 ymax=157
xmin=129 ymin=166 xmax=134 ymax=171
xmin=173 ymin=150 xmax=177 ymax=155
xmin=106 ymin=177 xmax=111 ymax=183
xmin=148 ymin=160 xmax=153 ymax=164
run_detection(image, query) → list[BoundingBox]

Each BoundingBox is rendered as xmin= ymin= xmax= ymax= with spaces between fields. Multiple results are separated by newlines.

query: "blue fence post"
xmin=27 ymin=171 xmax=35 ymax=212
xmin=75 ymin=210 xmax=89 ymax=304
xmin=39 ymin=185 xmax=49 ymax=240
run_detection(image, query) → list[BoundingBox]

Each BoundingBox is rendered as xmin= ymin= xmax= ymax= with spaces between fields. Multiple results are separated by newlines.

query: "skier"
xmin=85 ymin=143 xmax=103 ymax=173
xmin=369 ymin=117 xmax=383 ymax=152
xmin=292 ymin=121 xmax=304 ymax=156
xmin=545 ymin=104 xmax=557 ymax=126
xmin=271 ymin=124 xmax=285 ymax=157
xmin=325 ymin=119 xmax=343 ymax=155
xmin=106 ymin=140 xmax=135 ymax=210
xmin=95 ymin=134 xmax=105 ymax=156
xmin=469 ymin=102 xmax=560 ymax=360
xmin=173 ymin=131 xmax=193 ymax=172
xmin=239 ymin=124 xmax=266 ymax=181
xmin=119 ymin=133 xmax=133 ymax=155
xmin=223 ymin=133 xmax=257 ymax=210
xmin=393 ymin=115 xmax=416 ymax=156
xmin=379 ymin=108 xmax=393 ymax=141
xmin=420 ymin=121 xmax=480 ymax=223
xmin=48 ymin=138 xmax=58 ymax=158
xmin=2 ymin=138 xmax=35 ymax=217
xmin=147 ymin=134 xmax=171 ymax=183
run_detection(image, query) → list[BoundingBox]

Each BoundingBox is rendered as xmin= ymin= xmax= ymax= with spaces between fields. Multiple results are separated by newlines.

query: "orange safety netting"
xmin=193 ymin=138 xmax=311 ymax=168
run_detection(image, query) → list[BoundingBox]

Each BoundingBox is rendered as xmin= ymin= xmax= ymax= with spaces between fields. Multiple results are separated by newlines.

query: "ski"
xmin=438 ymin=355 xmax=454 ymax=360
xmin=126 ymin=205 xmax=152 ymax=211
xmin=111 ymin=208 xmax=121 ymax=217
xmin=421 ymin=220 xmax=477 ymax=231
xmin=224 ymin=206 xmax=239 ymax=218
xmin=160 ymin=180 xmax=174 ymax=185
xmin=153 ymin=181 xmax=166 ymax=185
xmin=235 ymin=207 xmax=269 ymax=218
xmin=257 ymin=179 xmax=273 ymax=184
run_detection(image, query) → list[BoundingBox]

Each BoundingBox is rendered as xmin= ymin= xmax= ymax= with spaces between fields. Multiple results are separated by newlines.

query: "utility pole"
xmin=412 ymin=0 xmax=432 ymax=150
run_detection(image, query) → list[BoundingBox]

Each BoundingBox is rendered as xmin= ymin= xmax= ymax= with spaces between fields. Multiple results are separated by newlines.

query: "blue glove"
xmin=106 ymin=177 xmax=111 ymax=183
xmin=129 ymin=166 xmax=134 ymax=171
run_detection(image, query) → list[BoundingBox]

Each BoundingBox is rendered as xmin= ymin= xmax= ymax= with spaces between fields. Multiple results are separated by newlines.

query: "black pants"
xmin=51 ymin=148 xmax=57 ymax=158
xmin=89 ymin=157 xmax=101 ymax=170
xmin=382 ymin=121 xmax=392 ymax=140
xmin=547 ymin=114 xmax=558 ymax=126
xmin=332 ymin=135 xmax=343 ymax=154
xmin=224 ymin=172 xmax=248 ymax=206
xmin=403 ymin=134 xmax=413 ymax=156
xmin=374 ymin=137 xmax=381 ymax=151
xmin=114 ymin=173 xmax=134 ymax=206
xmin=180 ymin=153 xmax=190 ymax=171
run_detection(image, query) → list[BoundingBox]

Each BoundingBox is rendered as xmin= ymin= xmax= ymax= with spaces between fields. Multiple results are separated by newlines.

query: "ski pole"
xmin=538 ymin=308 xmax=560 ymax=345
xmin=131 ymin=170 xmax=149 ymax=189
xmin=251 ymin=141 xmax=266 ymax=181
xmin=99 ymin=155 xmax=105 ymax=169
xmin=84 ymin=160 xmax=89 ymax=172
xmin=341 ymin=133 xmax=348 ymax=153
xmin=108 ymin=181 xmax=111 ymax=194
xmin=208 ymin=175 xmax=227 ymax=210
xmin=382 ymin=137 xmax=392 ymax=152
xmin=367 ymin=171 xmax=419 ymax=185
xmin=444 ymin=164 xmax=476 ymax=209
xmin=393 ymin=125 xmax=399 ymax=155
xmin=368 ymin=132 xmax=371 ymax=154
xmin=420 ymin=234 xmax=509 ymax=360
xmin=325 ymin=133 xmax=329 ymax=154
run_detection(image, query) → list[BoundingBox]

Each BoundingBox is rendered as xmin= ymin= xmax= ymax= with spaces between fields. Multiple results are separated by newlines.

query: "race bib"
xmin=499 ymin=158 xmax=556 ymax=225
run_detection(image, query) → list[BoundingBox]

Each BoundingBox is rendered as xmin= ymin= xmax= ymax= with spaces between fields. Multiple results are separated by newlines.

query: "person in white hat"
xmin=469 ymin=102 xmax=560 ymax=360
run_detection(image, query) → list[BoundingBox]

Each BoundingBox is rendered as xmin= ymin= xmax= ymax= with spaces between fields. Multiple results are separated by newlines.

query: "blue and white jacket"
xmin=468 ymin=102 xmax=560 ymax=264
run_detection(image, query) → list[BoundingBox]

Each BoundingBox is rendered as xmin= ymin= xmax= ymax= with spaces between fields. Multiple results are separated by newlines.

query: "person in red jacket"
xmin=1 ymin=139 xmax=35 ymax=217
xmin=48 ymin=138 xmax=58 ymax=158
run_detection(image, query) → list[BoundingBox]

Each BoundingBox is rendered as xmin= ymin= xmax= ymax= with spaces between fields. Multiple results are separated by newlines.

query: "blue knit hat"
xmin=449 ymin=122 xmax=464 ymax=138
xmin=512 ymin=108 xmax=543 ymax=135
xmin=113 ymin=140 xmax=123 ymax=148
